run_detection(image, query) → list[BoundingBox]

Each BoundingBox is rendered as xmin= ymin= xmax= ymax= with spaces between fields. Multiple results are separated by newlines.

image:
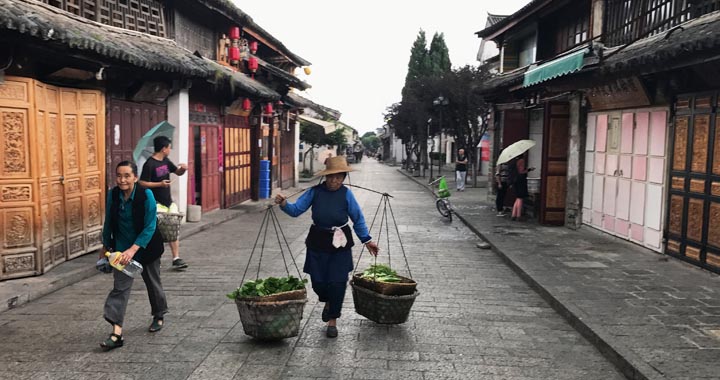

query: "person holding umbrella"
xmin=495 ymin=140 xmax=536 ymax=221
xmin=139 ymin=136 xmax=189 ymax=269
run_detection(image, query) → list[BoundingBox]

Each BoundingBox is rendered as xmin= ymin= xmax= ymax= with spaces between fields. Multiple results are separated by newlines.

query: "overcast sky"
xmin=236 ymin=0 xmax=530 ymax=135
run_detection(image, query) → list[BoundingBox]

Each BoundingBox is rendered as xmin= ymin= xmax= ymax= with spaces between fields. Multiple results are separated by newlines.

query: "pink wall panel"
xmin=606 ymin=154 xmax=619 ymax=176
xmin=649 ymin=111 xmax=667 ymax=156
xmin=620 ymin=155 xmax=632 ymax=178
xmin=604 ymin=177 xmax=617 ymax=216
xmin=648 ymin=157 xmax=665 ymax=183
xmin=616 ymin=179 xmax=631 ymax=220
xmin=604 ymin=216 xmax=615 ymax=231
xmin=621 ymin=113 xmax=634 ymax=153
xmin=630 ymin=182 xmax=646 ymax=224
xmin=615 ymin=219 xmax=630 ymax=237
xmin=592 ymin=175 xmax=604 ymax=212
xmin=596 ymin=114 xmax=608 ymax=152
xmin=633 ymin=156 xmax=647 ymax=180
xmin=634 ymin=112 xmax=649 ymax=155
xmin=593 ymin=211 xmax=603 ymax=227
xmin=596 ymin=153 xmax=606 ymax=174
xmin=631 ymin=224 xmax=645 ymax=242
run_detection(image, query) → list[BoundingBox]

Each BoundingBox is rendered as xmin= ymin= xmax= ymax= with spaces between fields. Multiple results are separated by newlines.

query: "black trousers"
xmin=496 ymin=184 xmax=508 ymax=212
xmin=312 ymin=281 xmax=346 ymax=319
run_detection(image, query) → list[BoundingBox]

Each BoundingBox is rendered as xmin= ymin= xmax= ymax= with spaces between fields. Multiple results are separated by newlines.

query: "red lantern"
xmin=229 ymin=46 xmax=240 ymax=62
xmin=242 ymin=98 xmax=251 ymax=111
xmin=264 ymin=102 xmax=273 ymax=114
xmin=249 ymin=41 xmax=258 ymax=54
xmin=248 ymin=57 xmax=259 ymax=73
xmin=229 ymin=26 xmax=240 ymax=40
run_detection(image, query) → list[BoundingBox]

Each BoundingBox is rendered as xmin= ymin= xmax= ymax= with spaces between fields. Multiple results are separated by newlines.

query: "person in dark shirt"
xmin=139 ymin=136 xmax=188 ymax=269
xmin=494 ymin=162 xmax=511 ymax=216
xmin=275 ymin=156 xmax=379 ymax=338
xmin=455 ymin=148 xmax=468 ymax=191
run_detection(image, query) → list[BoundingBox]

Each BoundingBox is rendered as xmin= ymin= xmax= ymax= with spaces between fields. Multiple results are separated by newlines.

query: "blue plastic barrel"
xmin=259 ymin=169 xmax=271 ymax=180
xmin=260 ymin=160 xmax=270 ymax=171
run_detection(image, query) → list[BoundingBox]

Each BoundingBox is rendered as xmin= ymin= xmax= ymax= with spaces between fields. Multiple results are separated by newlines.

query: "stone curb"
xmin=1 ymin=207 xmax=254 ymax=314
xmin=397 ymin=168 xmax=664 ymax=380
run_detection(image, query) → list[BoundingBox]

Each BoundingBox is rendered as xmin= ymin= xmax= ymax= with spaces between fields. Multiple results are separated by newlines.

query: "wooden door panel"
xmin=540 ymin=104 xmax=569 ymax=225
xmin=223 ymin=115 xmax=251 ymax=207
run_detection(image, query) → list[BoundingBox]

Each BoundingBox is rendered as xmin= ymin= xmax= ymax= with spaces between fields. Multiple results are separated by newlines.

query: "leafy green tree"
xmin=361 ymin=134 xmax=380 ymax=152
xmin=300 ymin=122 xmax=326 ymax=173
xmin=427 ymin=32 xmax=451 ymax=77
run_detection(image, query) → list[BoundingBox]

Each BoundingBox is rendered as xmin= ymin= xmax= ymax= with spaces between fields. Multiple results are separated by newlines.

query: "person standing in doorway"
xmin=494 ymin=162 xmax=510 ymax=216
xmin=455 ymin=148 xmax=468 ymax=192
xmin=140 ymin=136 xmax=189 ymax=270
xmin=510 ymin=156 xmax=534 ymax=221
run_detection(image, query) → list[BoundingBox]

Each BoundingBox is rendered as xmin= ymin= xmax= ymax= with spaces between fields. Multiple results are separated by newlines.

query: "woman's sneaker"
xmin=172 ymin=258 xmax=188 ymax=270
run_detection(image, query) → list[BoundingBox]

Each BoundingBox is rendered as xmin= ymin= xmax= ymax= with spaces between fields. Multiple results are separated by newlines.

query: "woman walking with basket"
xmin=275 ymin=156 xmax=379 ymax=338
xmin=99 ymin=161 xmax=167 ymax=351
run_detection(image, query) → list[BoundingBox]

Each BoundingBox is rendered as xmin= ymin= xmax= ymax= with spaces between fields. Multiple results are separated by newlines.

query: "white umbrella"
xmin=496 ymin=139 xmax=536 ymax=165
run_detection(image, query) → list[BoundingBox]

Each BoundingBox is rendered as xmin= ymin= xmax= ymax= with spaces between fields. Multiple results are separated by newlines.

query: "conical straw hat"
xmin=316 ymin=156 xmax=355 ymax=176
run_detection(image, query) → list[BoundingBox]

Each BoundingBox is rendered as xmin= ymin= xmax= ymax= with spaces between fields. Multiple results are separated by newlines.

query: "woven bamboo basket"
xmin=350 ymin=282 xmax=419 ymax=325
xmin=235 ymin=289 xmax=307 ymax=340
xmin=157 ymin=212 xmax=184 ymax=242
xmin=351 ymin=274 xmax=417 ymax=296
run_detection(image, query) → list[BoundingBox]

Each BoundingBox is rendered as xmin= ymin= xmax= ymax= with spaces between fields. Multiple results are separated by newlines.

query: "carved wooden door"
xmin=667 ymin=94 xmax=720 ymax=273
xmin=540 ymin=103 xmax=569 ymax=225
xmin=223 ymin=115 xmax=252 ymax=207
xmin=0 ymin=77 xmax=104 ymax=280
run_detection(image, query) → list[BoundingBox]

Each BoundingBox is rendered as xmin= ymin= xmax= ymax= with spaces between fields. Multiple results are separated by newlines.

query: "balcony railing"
xmin=604 ymin=0 xmax=720 ymax=47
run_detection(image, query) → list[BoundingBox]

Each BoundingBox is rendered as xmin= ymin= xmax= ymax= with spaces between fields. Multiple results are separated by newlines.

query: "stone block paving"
xmin=0 ymin=161 xmax=622 ymax=379
xmin=409 ymin=167 xmax=720 ymax=380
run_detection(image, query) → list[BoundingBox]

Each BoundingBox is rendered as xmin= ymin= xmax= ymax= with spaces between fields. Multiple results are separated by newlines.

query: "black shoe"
xmin=100 ymin=333 xmax=123 ymax=351
xmin=326 ymin=326 xmax=338 ymax=338
xmin=321 ymin=303 xmax=330 ymax=322
xmin=148 ymin=318 xmax=163 ymax=332
xmin=172 ymin=259 xmax=188 ymax=270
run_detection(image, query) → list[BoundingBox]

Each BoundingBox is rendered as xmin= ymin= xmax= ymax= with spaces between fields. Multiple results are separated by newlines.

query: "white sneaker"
xmin=496 ymin=212 xmax=506 ymax=217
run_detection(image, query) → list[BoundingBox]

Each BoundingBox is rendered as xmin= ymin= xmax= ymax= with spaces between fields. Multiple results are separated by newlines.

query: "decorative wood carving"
xmin=42 ymin=206 xmax=50 ymax=240
xmin=0 ymin=82 xmax=27 ymax=101
xmin=669 ymin=195 xmax=684 ymax=235
xmin=53 ymin=243 xmax=65 ymax=261
xmin=5 ymin=211 xmax=32 ymax=247
xmin=66 ymin=179 xmax=81 ymax=194
xmin=85 ymin=176 xmax=100 ymax=190
xmin=87 ymin=196 xmax=100 ymax=227
xmin=687 ymin=198 xmax=704 ymax=242
xmin=68 ymin=235 xmax=84 ymax=255
xmin=686 ymin=246 xmax=701 ymax=261
xmin=65 ymin=116 xmax=79 ymax=171
xmin=674 ymin=117 xmax=689 ymax=170
xmin=672 ymin=177 xmax=685 ymax=190
xmin=3 ymin=254 xmax=34 ymax=274
xmin=52 ymin=183 xmax=63 ymax=198
xmin=68 ymin=201 xmax=82 ymax=233
xmin=52 ymin=203 xmax=63 ymax=239
xmin=40 ymin=184 xmax=48 ymax=200
xmin=690 ymin=179 xmax=705 ymax=193
xmin=691 ymin=115 xmax=709 ymax=173
xmin=87 ymin=230 xmax=102 ymax=247
xmin=709 ymin=202 xmax=720 ymax=249
xmin=38 ymin=111 xmax=47 ymax=176
xmin=49 ymin=115 xmax=61 ymax=174
xmin=667 ymin=239 xmax=681 ymax=253
xmin=85 ymin=117 xmax=98 ymax=167
xmin=1 ymin=185 xmax=31 ymax=202
xmin=3 ymin=111 xmax=28 ymax=175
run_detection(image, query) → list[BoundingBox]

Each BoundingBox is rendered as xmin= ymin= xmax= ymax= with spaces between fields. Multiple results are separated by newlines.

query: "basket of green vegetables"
xmin=228 ymin=276 xmax=308 ymax=340
xmin=351 ymin=265 xmax=418 ymax=325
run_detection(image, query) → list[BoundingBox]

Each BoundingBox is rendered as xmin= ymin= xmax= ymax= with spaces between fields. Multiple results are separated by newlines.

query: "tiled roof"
xmin=202 ymin=58 xmax=280 ymax=100
xmin=601 ymin=11 xmax=720 ymax=74
xmin=486 ymin=13 xmax=508 ymax=27
xmin=0 ymin=0 xmax=210 ymax=76
xmin=476 ymin=0 xmax=544 ymax=38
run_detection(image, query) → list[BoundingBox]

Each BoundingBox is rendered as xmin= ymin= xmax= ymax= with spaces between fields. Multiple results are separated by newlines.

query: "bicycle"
xmin=429 ymin=176 xmax=453 ymax=222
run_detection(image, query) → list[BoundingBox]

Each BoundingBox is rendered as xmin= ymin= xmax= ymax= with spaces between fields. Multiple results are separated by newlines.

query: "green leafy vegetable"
xmin=227 ymin=276 xmax=307 ymax=299
xmin=360 ymin=264 xmax=401 ymax=283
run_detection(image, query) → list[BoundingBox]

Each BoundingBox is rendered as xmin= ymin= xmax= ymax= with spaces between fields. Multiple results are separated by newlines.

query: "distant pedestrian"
xmin=494 ymin=162 xmax=510 ymax=216
xmin=100 ymin=161 xmax=166 ymax=351
xmin=511 ymin=156 xmax=534 ymax=221
xmin=275 ymin=156 xmax=379 ymax=338
xmin=455 ymin=148 xmax=468 ymax=191
xmin=139 ymin=136 xmax=188 ymax=270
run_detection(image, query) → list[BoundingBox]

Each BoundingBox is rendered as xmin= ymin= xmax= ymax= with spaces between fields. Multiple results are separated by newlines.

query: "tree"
xmin=427 ymin=32 xmax=451 ymax=77
xmin=324 ymin=127 xmax=348 ymax=155
xmin=361 ymin=133 xmax=380 ymax=152
xmin=300 ymin=122 xmax=326 ymax=173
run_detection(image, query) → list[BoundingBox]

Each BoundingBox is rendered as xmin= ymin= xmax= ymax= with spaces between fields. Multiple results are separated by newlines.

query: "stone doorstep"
xmin=0 ymin=205 xmax=263 ymax=315
xmin=397 ymin=168 xmax=666 ymax=380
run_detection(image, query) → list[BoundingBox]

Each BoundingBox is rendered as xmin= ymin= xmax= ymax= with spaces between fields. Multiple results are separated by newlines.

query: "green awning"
xmin=523 ymin=48 xmax=588 ymax=87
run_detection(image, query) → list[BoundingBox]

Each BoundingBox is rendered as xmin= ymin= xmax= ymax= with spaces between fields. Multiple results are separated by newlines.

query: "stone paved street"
xmin=0 ymin=160 xmax=623 ymax=379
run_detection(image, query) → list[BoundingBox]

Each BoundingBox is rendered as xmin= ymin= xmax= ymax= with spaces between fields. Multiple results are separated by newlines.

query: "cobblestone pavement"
xmin=0 ymin=160 xmax=622 ymax=379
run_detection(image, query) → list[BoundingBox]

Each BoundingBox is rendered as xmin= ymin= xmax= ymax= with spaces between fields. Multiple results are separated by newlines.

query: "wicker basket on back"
xmin=234 ymin=288 xmax=307 ymax=340
xmin=156 ymin=212 xmax=184 ymax=242
xmin=350 ymin=281 xmax=418 ymax=324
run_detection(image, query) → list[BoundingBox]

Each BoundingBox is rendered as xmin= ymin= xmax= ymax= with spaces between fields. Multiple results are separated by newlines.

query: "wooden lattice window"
xmin=41 ymin=0 xmax=166 ymax=37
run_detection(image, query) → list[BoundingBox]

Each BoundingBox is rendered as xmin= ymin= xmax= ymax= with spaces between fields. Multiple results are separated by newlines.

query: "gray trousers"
xmin=103 ymin=258 xmax=167 ymax=327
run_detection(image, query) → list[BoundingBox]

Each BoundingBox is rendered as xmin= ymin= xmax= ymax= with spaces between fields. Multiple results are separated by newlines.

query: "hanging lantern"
xmin=249 ymin=41 xmax=258 ymax=54
xmin=242 ymin=98 xmax=251 ymax=111
xmin=264 ymin=102 xmax=273 ymax=114
xmin=229 ymin=46 xmax=240 ymax=62
xmin=229 ymin=26 xmax=240 ymax=40
xmin=248 ymin=57 xmax=259 ymax=73
xmin=303 ymin=66 xmax=312 ymax=75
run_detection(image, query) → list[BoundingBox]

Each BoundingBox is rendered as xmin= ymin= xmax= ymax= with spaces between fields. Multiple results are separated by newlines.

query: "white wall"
xmin=168 ymin=89 xmax=189 ymax=216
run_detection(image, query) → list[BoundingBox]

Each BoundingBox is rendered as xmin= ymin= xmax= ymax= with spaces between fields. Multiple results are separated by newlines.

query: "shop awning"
xmin=298 ymin=115 xmax=337 ymax=134
xmin=523 ymin=48 xmax=588 ymax=87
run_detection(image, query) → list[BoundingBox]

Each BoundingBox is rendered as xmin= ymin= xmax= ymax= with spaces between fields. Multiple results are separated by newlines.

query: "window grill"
xmin=40 ymin=0 xmax=166 ymax=37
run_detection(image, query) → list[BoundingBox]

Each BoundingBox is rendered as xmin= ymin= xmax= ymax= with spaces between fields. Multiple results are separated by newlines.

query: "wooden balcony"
xmin=604 ymin=0 xmax=720 ymax=47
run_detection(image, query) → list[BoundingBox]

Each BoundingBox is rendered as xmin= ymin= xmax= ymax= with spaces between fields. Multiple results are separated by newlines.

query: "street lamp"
xmin=433 ymin=96 xmax=449 ymax=177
